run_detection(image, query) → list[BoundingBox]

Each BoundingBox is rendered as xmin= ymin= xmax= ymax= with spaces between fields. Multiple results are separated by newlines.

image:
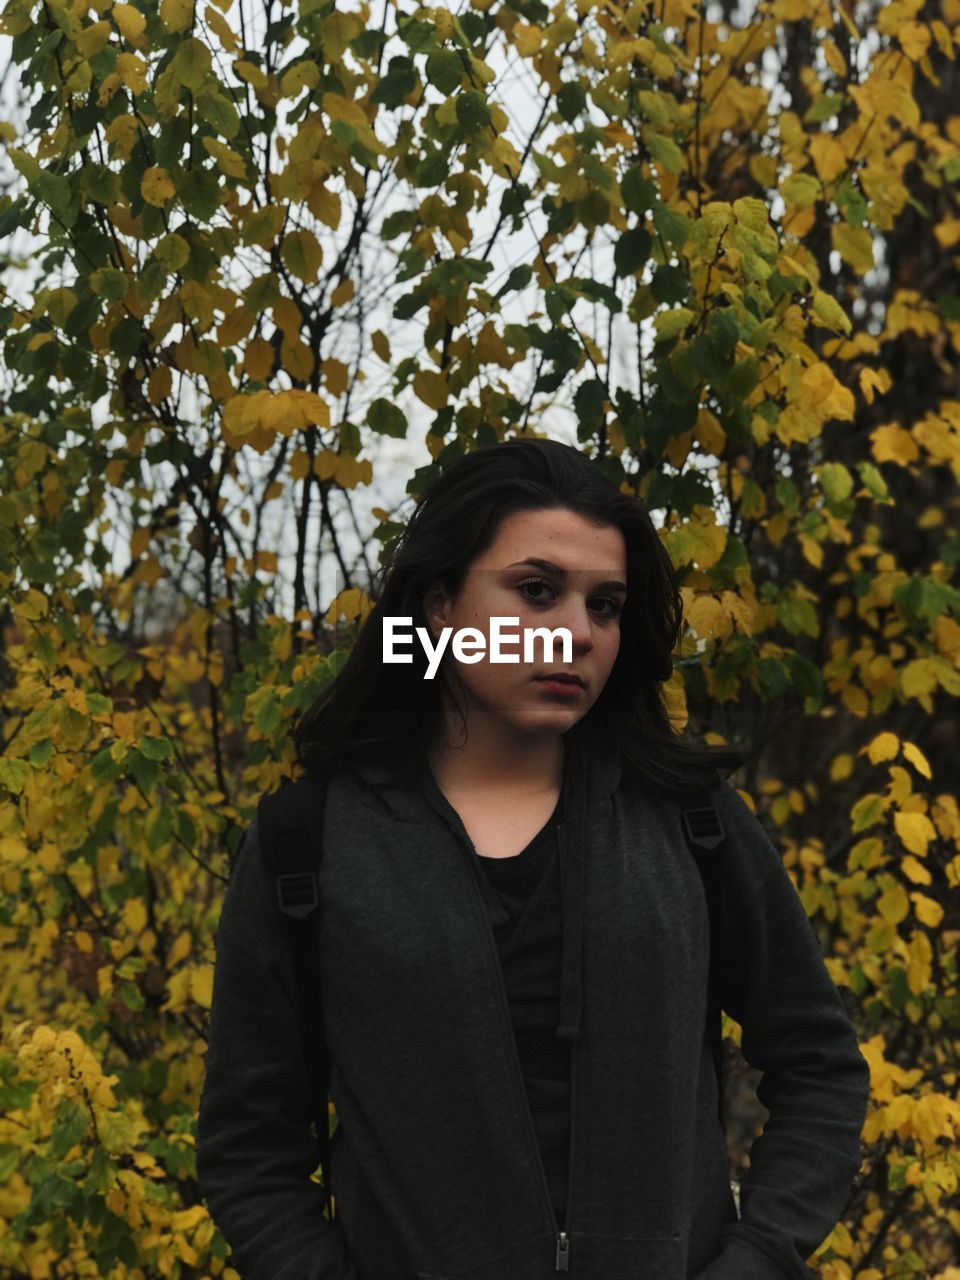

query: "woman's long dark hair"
xmin=292 ymin=439 xmax=750 ymax=794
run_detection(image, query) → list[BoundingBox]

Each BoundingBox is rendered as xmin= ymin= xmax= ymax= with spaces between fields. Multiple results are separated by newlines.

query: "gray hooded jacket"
xmin=196 ymin=731 xmax=870 ymax=1280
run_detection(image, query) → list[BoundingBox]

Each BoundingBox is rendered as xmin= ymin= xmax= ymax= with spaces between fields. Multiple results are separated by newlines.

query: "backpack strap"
xmin=679 ymin=786 xmax=728 ymax=1134
xmin=256 ymin=769 xmax=334 ymax=1219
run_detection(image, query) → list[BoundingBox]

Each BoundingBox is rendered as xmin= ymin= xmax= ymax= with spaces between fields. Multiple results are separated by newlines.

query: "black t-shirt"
xmin=474 ymin=797 xmax=570 ymax=1230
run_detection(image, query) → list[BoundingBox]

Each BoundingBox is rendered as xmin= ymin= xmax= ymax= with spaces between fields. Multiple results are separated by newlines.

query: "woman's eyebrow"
xmin=505 ymin=558 xmax=628 ymax=594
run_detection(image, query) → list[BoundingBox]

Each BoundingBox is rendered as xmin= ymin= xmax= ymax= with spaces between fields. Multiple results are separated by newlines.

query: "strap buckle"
xmin=277 ymin=871 xmax=319 ymax=919
xmin=681 ymin=805 xmax=725 ymax=851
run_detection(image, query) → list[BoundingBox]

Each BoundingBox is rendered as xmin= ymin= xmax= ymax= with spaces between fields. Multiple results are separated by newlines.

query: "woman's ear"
xmin=422 ymin=579 xmax=451 ymax=641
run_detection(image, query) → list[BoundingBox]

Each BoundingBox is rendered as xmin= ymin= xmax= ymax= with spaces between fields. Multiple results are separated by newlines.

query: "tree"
xmin=0 ymin=0 xmax=958 ymax=1275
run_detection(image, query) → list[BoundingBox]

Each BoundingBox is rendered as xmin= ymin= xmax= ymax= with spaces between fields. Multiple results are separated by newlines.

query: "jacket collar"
xmin=350 ymin=718 xmax=622 ymax=1044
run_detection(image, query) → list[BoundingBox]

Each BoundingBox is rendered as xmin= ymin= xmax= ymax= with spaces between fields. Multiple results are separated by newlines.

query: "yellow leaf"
xmin=113 ymin=3 xmax=146 ymax=40
xmin=371 ymin=329 xmax=390 ymax=362
xmin=130 ymin=527 xmax=150 ymax=559
xmin=122 ymin=899 xmax=148 ymax=933
xmin=322 ymin=358 xmax=349 ymax=397
xmin=902 ymin=741 xmax=932 ymax=779
xmin=871 ymin=422 xmax=920 ymax=466
xmin=202 ymin=137 xmax=247 ymax=179
xmin=0 ymin=836 xmax=29 ymax=864
xmin=281 ymin=61 xmax=320 ymax=98
xmin=243 ymin=337 xmax=274 ymax=380
xmin=821 ymin=39 xmax=847 ymax=78
xmin=894 ymin=810 xmax=936 ymax=857
xmin=900 ymin=856 xmax=931 ymax=885
xmin=168 ymin=930 xmax=192 ymax=967
xmin=491 ymin=136 xmax=522 ymax=178
xmin=413 ymin=368 xmax=449 ymax=410
xmin=116 ymin=51 xmax=148 ymax=94
xmin=876 ymin=881 xmax=909 ymax=926
xmin=859 ymin=367 xmax=892 ymax=405
xmin=809 ymin=134 xmax=847 ymax=183
xmin=514 ymin=23 xmax=542 ymax=54
xmin=280 ymin=229 xmax=323 ymax=282
xmin=901 ymin=657 xmax=937 ymax=697
xmin=812 ymin=290 xmax=851 ymax=336
xmin=832 ymin=223 xmax=874 ymax=273
xmin=335 ymin=453 xmax=372 ymax=489
xmin=76 ymin=20 xmax=111 ymax=57
xmin=141 ymin=166 xmax=176 ymax=206
xmin=159 ymin=0 xmax=194 ymax=32
xmin=866 ymin=731 xmax=899 ymax=763
xmin=906 ymin=929 xmax=933 ymax=994
xmin=308 ymin=183 xmax=341 ymax=229
xmin=912 ymin=1094 xmax=955 ymax=1148
xmin=322 ymin=91 xmax=367 ymax=128
xmin=911 ymin=895 xmax=943 ymax=928
xmin=330 ymin=278 xmax=355 ymax=308
xmin=191 ymin=964 xmax=214 ymax=1009
xmin=899 ymin=20 xmax=931 ymax=60
xmin=694 ymin=407 xmax=726 ymax=456
xmin=684 ymin=593 xmax=729 ymax=640
xmin=664 ymin=514 xmax=727 ymax=570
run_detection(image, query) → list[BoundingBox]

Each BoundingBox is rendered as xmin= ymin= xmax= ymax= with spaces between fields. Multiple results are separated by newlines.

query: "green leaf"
xmin=171 ymin=38 xmax=212 ymax=92
xmin=835 ymin=177 xmax=868 ymax=227
xmin=651 ymin=263 xmax=687 ymax=304
xmin=855 ymin=460 xmax=891 ymax=503
xmin=557 ymin=81 xmax=587 ymax=122
xmin=89 ymin=268 xmax=129 ymax=300
xmin=34 ymin=171 xmax=72 ymax=221
xmin=654 ymin=306 xmax=695 ymax=342
xmin=425 ymin=49 xmax=463 ymax=94
xmin=812 ymin=290 xmax=851 ymax=335
xmin=381 ymin=209 xmax=418 ymax=240
xmin=818 ymin=461 xmax=854 ymax=505
xmin=197 ymin=85 xmax=240 ymax=139
xmin=366 ymin=398 xmax=408 ymax=438
xmin=494 ymin=264 xmax=533 ymax=299
xmin=644 ymin=131 xmax=683 ymax=174
xmin=456 ymin=90 xmax=490 ymax=131
xmin=652 ymin=202 xmax=690 ymax=249
xmin=784 ymin=651 xmax=824 ymax=699
xmin=371 ymin=56 xmax=417 ymax=108
xmin=781 ymin=172 xmax=821 ymax=209
xmin=81 ymin=164 xmax=121 ymax=204
xmin=176 ymin=166 xmax=221 ymax=220
xmin=621 ymin=166 xmax=657 ymax=215
xmin=50 ymin=1098 xmax=89 ymax=1161
xmin=572 ymin=277 xmax=621 ymax=312
xmin=574 ymin=378 xmax=606 ymax=426
xmin=614 ymin=227 xmax=651 ymax=277
xmin=545 ymin=283 xmax=577 ymax=324
xmin=397 ymin=15 xmax=438 ymax=51
xmin=803 ymin=93 xmax=846 ymax=123
xmin=138 ymin=736 xmax=173 ymax=762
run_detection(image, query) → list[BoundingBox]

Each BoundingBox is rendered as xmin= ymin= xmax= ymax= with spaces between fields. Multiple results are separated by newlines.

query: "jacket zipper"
xmin=443 ymin=812 xmax=574 ymax=1273
xmin=557 ymin=824 xmax=576 ymax=1270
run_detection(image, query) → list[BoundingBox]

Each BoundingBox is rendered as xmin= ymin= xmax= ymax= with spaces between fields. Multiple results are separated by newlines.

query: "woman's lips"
xmin=534 ymin=676 xmax=584 ymax=696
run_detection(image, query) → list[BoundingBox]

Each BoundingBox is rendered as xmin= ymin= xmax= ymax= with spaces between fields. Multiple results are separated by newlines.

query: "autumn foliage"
xmin=0 ymin=0 xmax=959 ymax=1275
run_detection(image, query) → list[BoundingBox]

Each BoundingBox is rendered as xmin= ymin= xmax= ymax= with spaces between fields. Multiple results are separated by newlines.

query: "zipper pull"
xmin=555 ymin=1231 xmax=570 ymax=1271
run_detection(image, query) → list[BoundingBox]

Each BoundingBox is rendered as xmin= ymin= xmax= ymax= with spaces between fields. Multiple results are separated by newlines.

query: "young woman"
xmin=197 ymin=439 xmax=870 ymax=1280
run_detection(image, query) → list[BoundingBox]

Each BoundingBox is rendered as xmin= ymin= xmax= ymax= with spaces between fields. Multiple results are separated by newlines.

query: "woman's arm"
xmin=693 ymin=782 xmax=871 ymax=1280
xmin=196 ymin=817 xmax=359 ymax=1280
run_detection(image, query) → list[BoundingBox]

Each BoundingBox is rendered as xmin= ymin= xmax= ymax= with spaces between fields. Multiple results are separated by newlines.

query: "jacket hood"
xmin=348 ymin=719 xmax=624 ymax=1045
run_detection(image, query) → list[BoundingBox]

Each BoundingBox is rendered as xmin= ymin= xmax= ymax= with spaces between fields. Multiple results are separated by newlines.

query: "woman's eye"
xmin=517 ymin=576 xmax=556 ymax=603
xmin=516 ymin=578 xmax=622 ymax=617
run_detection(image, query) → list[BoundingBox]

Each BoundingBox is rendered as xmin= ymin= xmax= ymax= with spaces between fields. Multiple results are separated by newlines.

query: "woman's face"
xmin=422 ymin=506 xmax=628 ymax=741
